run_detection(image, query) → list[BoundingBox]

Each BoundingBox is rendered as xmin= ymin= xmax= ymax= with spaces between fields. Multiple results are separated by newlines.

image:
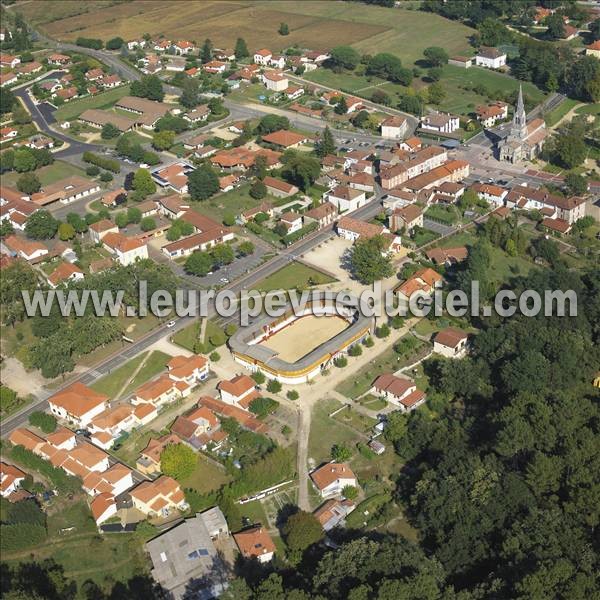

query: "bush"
xmin=342 ymin=484 xmax=358 ymax=500
xmin=348 ymin=344 xmax=362 ymax=357
xmin=160 ymin=443 xmax=197 ymax=481
xmin=363 ymin=336 xmax=374 ymax=348
xmin=331 ymin=443 xmax=352 ymax=462
xmin=209 ymin=351 xmax=221 ymax=362
xmin=266 ymin=379 xmax=282 ymax=394
xmin=224 ymin=323 xmax=237 ymax=337
xmin=82 ymin=151 xmax=120 ymax=173
xmin=390 ymin=315 xmax=404 ymax=329
xmin=100 ymin=171 xmax=113 ymax=182
xmin=249 ymin=396 xmax=280 ymax=418
xmin=28 ymin=411 xmax=56 ymax=433
xmin=86 ymin=165 xmax=100 ymax=177
xmin=334 ymin=356 xmax=348 ymax=368
xmin=287 ymin=390 xmax=299 ymax=401
xmin=375 ymin=323 xmax=390 ymax=338
xmin=252 ymin=371 xmax=266 ymax=385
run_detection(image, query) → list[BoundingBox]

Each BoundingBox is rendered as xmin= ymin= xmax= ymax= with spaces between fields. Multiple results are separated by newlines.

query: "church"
xmin=498 ymin=85 xmax=547 ymax=163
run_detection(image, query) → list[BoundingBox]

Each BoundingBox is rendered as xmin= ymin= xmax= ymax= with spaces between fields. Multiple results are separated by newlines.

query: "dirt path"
xmin=114 ymin=352 xmax=149 ymax=401
xmin=0 ymin=357 xmax=47 ymax=398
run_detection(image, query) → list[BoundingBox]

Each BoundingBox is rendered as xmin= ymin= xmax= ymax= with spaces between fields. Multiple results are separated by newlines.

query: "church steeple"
xmin=512 ymin=84 xmax=527 ymax=140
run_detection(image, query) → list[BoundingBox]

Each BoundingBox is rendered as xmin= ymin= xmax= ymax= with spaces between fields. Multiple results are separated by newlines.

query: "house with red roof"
xmin=102 ymin=231 xmax=148 ymax=265
xmin=233 ymin=525 xmax=275 ymax=563
xmin=136 ymin=433 xmax=183 ymax=475
xmin=47 ymin=262 xmax=84 ymax=288
xmin=217 ymin=375 xmax=259 ymax=410
xmin=253 ymin=48 xmax=272 ymax=65
xmin=433 ymin=327 xmax=469 ymax=358
xmin=310 ymin=462 xmax=357 ymax=497
xmin=90 ymin=492 xmax=117 ymax=525
xmin=395 ymin=267 xmax=442 ymax=305
xmin=371 ymin=374 xmax=426 ymax=412
xmin=167 ymin=355 xmax=210 ymax=385
xmin=0 ymin=462 xmax=26 ymax=498
xmin=130 ymin=475 xmax=187 ymax=517
xmin=47 ymin=382 xmax=108 ymax=427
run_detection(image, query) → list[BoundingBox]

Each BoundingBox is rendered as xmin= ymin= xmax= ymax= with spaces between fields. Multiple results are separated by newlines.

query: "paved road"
xmin=423 ymin=218 xmax=456 ymax=236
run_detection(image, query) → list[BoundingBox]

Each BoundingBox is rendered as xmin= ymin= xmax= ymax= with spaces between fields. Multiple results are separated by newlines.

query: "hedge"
xmin=9 ymin=445 xmax=81 ymax=493
xmin=82 ymin=151 xmax=120 ymax=173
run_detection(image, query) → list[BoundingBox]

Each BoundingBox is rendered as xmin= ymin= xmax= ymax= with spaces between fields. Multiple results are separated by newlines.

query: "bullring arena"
xmin=227 ymin=292 xmax=372 ymax=384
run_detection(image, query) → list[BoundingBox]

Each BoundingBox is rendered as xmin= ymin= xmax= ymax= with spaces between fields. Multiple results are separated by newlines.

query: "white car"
xmin=166 ymin=320 xmax=176 ymax=328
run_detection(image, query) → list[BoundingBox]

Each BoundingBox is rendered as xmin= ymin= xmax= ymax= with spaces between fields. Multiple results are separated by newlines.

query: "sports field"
xmin=18 ymin=1 xmax=473 ymax=68
xmin=259 ymin=314 xmax=349 ymax=362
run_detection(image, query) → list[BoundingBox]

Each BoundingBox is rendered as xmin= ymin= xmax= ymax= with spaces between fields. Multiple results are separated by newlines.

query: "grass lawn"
xmin=436 ymin=65 xmax=547 ymax=115
xmin=336 ymin=335 xmax=427 ymax=399
xmin=1 ymin=160 xmax=87 ymax=188
xmin=425 ymin=204 xmax=460 ymax=225
xmin=237 ymin=499 xmax=270 ymax=530
xmin=113 ymin=428 xmax=159 ymax=465
xmin=575 ymin=102 xmax=600 ymax=116
xmin=2 ymin=495 xmax=148 ymax=591
xmin=228 ymin=83 xmax=277 ymax=104
xmin=332 ymin=405 xmax=376 ymax=435
xmin=412 ymin=229 xmax=440 ymax=248
xmin=53 ymin=84 xmax=132 ymax=121
xmin=488 ymin=245 xmax=536 ymax=284
xmin=171 ymin=319 xmax=226 ymax=353
xmin=255 ymin=262 xmax=337 ymax=292
xmin=308 ymin=398 xmax=362 ymax=464
xmin=435 ymin=229 xmax=477 ymax=249
xmin=91 ymin=351 xmax=148 ymax=399
xmin=122 ymin=350 xmax=171 ymax=397
xmin=357 ymin=394 xmax=387 ymax=412
xmin=303 ymin=69 xmax=389 ymax=94
xmin=196 ymin=183 xmax=276 ymax=224
xmin=180 ymin=456 xmax=232 ymax=495
xmin=545 ymin=97 xmax=580 ymax=127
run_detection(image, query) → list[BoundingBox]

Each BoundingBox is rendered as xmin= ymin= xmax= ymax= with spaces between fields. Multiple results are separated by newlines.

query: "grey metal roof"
xmin=145 ymin=512 xmax=227 ymax=599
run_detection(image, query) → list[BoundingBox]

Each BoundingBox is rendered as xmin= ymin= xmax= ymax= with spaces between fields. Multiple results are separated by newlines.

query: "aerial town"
xmin=0 ymin=1 xmax=599 ymax=599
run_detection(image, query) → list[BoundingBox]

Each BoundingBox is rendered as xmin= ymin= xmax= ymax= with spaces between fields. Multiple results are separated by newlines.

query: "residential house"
xmin=421 ymin=113 xmax=460 ymax=134
xmin=233 ymin=525 xmax=275 ymax=563
xmin=130 ymin=475 xmax=188 ymax=517
xmin=284 ymin=85 xmax=304 ymax=100
xmin=47 ymin=53 xmax=70 ymax=65
xmin=253 ymin=49 xmax=272 ymax=65
xmin=389 ymin=204 xmax=423 ymax=233
xmin=262 ymin=70 xmax=288 ymax=92
xmin=263 ymin=176 xmax=298 ymax=198
xmin=101 ymin=188 xmax=127 ymax=208
xmin=541 ymin=217 xmax=572 ymax=235
xmin=102 ymin=232 xmax=148 ymax=265
xmin=395 ymin=267 xmax=442 ymax=306
xmin=0 ymin=53 xmax=20 ymax=68
xmin=137 ymin=433 xmax=184 ymax=475
xmin=279 ymin=211 xmax=303 ymax=234
xmin=47 ymin=382 xmax=108 ymax=428
xmin=173 ymin=40 xmax=195 ymax=55
xmin=313 ymin=498 xmax=355 ymax=531
xmin=262 ymin=129 xmax=309 ymax=149
xmin=470 ymin=182 xmax=508 ymax=206
xmin=152 ymin=162 xmax=194 ymax=194
xmin=203 ymin=60 xmax=227 ymax=74
xmin=433 ymin=327 xmax=469 ymax=358
xmin=183 ymin=105 xmax=210 ymax=123
xmin=9 ymin=428 xmax=45 ymax=453
xmin=15 ymin=61 xmax=43 ymax=76
xmin=1 ymin=235 xmax=48 ymax=261
xmin=89 ymin=219 xmax=119 ymax=243
xmin=217 ymin=375 xmax=259 ymax=410
xmin=1 ymin=127 xmax=17 ymax=141
xmin=381 ymin=116 xmax=408 ymax=139
xmin=167 ymin=354 xmax=210 ymax=385
xmin=31 ymin=176 xmax=101 ymax=206
xmin=380 ymin=146 xmax=447 ymax=189
xmin=269 ymin=54 xmax=286 ymax=69
xmin=303 ymin=202 xmax=337 ymax=229
xmin=47 ymin=262 xmax=84 ymax=288
xmin=476 ymin=101 xmax=509 ymax=128
xmin=585 ymin=40 xmax=600 ymax=58
xmin=133 ymin=375 xmax=188 ymax=408
xmin=0 ymin=72 xmax=17 ymax=87
xmin=55 ymin=87 xmax=78 ymax=102
xmin=337 ymin=215 xmax=386 ymax=243
xmin=326 ymin=185 xmax=368 ymax=213
xmin=82 ymin=463 xmax=133 ymax=497
xmin=475 ymin=47 xmax=506 ymax=69
xmin=145 ymin=510 xmax=228 ymax=600
xmin=371 ymin=373 xmax=426 ymax=412
xmin=505 ymin=186 xmax=586 ymax=224
xmin=198 ymin=396 xmax=267 ymax=434
xmin=425 ymin=246 xmax=468 ymax=266
xmin=0 ymin=462 xmax=26 ymax=498
xmin=310 ymin=463 xmax=357 ymax=497
xmin=90 ymin=492 xmax=117 ymax=525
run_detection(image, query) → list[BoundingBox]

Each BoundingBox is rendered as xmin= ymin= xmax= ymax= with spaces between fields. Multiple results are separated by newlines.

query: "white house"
xmin=325 ymin=185 xmax=368 ymax=213
xmin=470 ymin=183 xmax=508 ymax=206
xmin=0 ymin=462 xmax=26 ymax=498
xmin=253 ymin=48 xmax=272 ymax=65
xmin=47 ymin=383 xmax=108 ymax=428
xmin=421 ymin=113 xmax=460 ymax=134
xmin=381 ymin=116 xmax=408 ymax=139
xmin=217 ymin=375 xmax=258 ymax=410
xmin=262 ymin=70 xmax=288 ymax=92
xmin=310 ymin=463 xmax=357 ymax=498
xmin=475 ymin=47 xmax=506 ymax=69
xmin=102 ymin=232 xmax=148 ymax=266
xmin=433 ymin=327 xmax=469 ymax=358
xmin=279 ymin=211 xmax=303 ymax=234
xmin=233 ymin=526 xmax=276 ymax=564
xmin=167 ymin=355 xmax=210 ymax=385
xmin=90 ymin=492 xmax=117 ymax=525
xmin=371 ymin=374 xmax=426 ymax=412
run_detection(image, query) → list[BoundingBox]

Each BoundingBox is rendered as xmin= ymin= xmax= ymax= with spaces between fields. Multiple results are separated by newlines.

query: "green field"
xmin=123 ymin=350 xmax=171 ymax=396
xmin=179 ymin=456 xmax=232 ymax=495
xmin=91 ymin=351 xmax=149 ymax=398
xmin=1 ymin=161 xmax=87 ymax=187
xmin=171 ymin=319 xmax=226 ymax=353
xmin=545 ymin=97 xmax=580 ymax=127
xmin=436 ymin=65 xmax=547 ymax=115
xmin=53 ymin=84 xmax=132 ymax=121
xmin=256 ymin=262 xmax=337 ymax=292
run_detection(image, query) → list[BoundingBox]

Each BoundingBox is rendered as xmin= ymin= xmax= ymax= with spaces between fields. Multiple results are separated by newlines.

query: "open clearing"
xmin=259 ymin=314 xmax=349 ymax=362
xmin=53 ymin=84 xmax=132 ymax=121
xmin=21 ymin=1 xmax=473 ymax=68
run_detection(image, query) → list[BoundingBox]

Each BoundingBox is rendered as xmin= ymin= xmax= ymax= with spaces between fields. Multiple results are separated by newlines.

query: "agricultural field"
xmin=19 ymin=1 xmax=472 ymax=69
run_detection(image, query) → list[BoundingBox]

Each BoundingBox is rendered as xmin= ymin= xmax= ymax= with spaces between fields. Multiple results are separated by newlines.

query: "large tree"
xmin=329 ymin=45 xmax=361 ymax=70
xmin=184 ymin=251 xmax=213 ymax=276
xmin=282 ymin=510 xmax=324 ymax=555
xmin=16 ymin=172 xmax=41 ymax=194
xmin=315 ymin=126 xmax=336 ymax=157
xmin=423 ymin=46 xmax=449 ymax=67
xmin=235 ymin=37 xmax=249 ymax=59
xmin=160 ymin=443 xmax=197 ymax=480
xmin=349 ymin=235 xmax=393 ymax=284
xmin=281 ymin=152 xmax=321 ymax=191
xmin=188 ymin=163 xmax=219 ymax=200
xmin=133 ymin=168 xmax=156 ymax=198
xmin=25 ymin=210 xmax=58 ymax=240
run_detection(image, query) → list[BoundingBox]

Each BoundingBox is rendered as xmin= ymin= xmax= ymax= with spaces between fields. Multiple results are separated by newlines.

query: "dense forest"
xmin=221 ymin=255 xmax=599 ymax=598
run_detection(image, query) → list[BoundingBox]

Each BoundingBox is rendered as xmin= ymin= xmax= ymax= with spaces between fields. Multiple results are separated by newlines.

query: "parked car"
xmin=166 ymin=320 xmax=176 ymax=328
